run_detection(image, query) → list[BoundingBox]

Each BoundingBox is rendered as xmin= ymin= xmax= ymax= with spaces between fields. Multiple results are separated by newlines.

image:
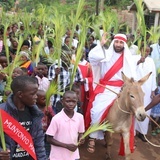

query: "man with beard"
xmin=85 ymin=33 xmax=137 ymax=153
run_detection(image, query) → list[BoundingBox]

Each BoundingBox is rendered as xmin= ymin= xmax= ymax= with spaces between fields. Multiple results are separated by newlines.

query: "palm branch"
xmin=0 ymin=110 xmax=6 ymax=151
xmin=45 ymin=80 xmax=58 ymax=109
xmin=70 ymin=18 xmax=88 ymax=89
xmin=77 ymin=121 xmax=113 ymax=145
xmin=68 ymin=0 xmax=86 ymax=49
xmin=134 ymin=0 xmax=147 ymax=56
xmin=147 ymin=26 xmax=160 ymax=44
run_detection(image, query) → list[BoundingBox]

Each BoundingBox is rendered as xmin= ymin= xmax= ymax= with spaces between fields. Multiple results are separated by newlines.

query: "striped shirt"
xmin=48 ymin=61 xmax=83 ymax=110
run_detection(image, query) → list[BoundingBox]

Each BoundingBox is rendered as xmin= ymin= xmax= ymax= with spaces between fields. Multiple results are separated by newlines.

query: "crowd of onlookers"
xmin=0 ymin=21 xmax=160 ymax=159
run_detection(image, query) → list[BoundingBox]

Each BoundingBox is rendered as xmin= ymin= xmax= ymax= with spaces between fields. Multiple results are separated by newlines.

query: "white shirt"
xmin=35 ymin=76 xmax=50 ymax=92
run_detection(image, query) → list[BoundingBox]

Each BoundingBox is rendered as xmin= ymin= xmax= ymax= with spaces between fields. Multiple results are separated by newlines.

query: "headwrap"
xmin=19 ymin=51 xmax=30 ymax=60
xmin=101 ymin=33 xmax=137 ymax=79
xmin=114 ymin=34 xmax=127 ymax=43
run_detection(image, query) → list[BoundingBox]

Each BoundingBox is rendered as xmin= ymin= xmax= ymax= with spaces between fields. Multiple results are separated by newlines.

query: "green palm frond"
xmin=0 ymin=110 xmax=6 ymax=151
xmin=147 ymin=26 xmax=160 ymax=44
xmin=3 ymin=24 xmax=10 ymax=66
xmin=33 ymin=39 xmax=45 ymax=66
xmin=100 ymin=9 xmax=118 ymax=33
xmin=90 ymin=9 xmax=118 ymax=41
xmin=68 ymin=0 xmax=86 ymax=48
xmin=70 ymin=18 xmax=88 ymax=89
xmin=134 ymin=0 xmax=147 ymax=56
xmin=35 ymin=3 xmax=48 ymax=25
xmin=77 ymin=121 xmax=113 ymax=145
xmin=51 ymin=8 xmax=66 ymax=67
xmin=46 ymin=80 xmax=58 ymax=108
xmin=2 ymin=35 xmax=24 ymax=101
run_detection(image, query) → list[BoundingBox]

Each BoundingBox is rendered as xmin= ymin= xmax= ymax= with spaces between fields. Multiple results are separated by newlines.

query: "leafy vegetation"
xmin=0 ymin=0 xmax=14 ymax=11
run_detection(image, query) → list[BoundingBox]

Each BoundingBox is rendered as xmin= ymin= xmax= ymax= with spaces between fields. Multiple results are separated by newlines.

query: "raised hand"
xmin=100 ymin=32 xmax=108 ymax=46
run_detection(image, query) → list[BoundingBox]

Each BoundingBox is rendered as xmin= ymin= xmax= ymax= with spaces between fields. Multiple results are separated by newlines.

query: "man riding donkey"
xmin=85 ymin=33 xmax=138 ymax=156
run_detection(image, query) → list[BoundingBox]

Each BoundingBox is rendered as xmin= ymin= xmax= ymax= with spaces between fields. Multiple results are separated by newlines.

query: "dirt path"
xmin=79 ymin=128 xmax=160 ymax=160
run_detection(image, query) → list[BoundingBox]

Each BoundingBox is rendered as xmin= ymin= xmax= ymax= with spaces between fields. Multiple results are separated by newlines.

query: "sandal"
xmin=87 ymin=138 xmax=95 ymax=153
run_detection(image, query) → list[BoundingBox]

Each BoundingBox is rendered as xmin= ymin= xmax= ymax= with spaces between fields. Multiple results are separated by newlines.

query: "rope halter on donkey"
xmin=94 ymin=80 xmax=160 ymax=148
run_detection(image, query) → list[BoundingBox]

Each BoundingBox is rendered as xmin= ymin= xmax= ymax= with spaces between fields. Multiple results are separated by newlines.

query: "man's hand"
xmin=137 ymin=57 xmax=145 ymax=65
xmin=145 ymin=94 xmax=160 ymax=111
xmin=100 ymin=32 xmax=108 ymax=46
xmin=150 ymin=94 xmax=160 ymax=106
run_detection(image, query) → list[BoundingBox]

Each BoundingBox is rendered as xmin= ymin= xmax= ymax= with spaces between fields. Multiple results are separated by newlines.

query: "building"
xmin=128 ymin=0 xmax=160 ymax=33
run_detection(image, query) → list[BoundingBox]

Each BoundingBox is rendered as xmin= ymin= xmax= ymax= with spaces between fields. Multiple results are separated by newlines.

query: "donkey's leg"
xmin=104 ymin=131 xmax=113 ymax=160
xmin=122 ymin=132 xmax=131 ymax=160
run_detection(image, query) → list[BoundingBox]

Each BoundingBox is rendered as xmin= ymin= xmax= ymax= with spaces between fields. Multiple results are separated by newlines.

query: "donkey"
xmin=105 ymin=72 xmax=151 ymax=160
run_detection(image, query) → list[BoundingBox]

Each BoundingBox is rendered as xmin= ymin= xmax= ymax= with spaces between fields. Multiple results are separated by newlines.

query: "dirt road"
xmin=79 ymin=128 xmax=160 ymax=160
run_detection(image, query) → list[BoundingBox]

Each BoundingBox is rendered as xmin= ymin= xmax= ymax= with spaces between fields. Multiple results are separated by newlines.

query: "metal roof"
xmin=128 ymin=0 xmax=160 ymax=12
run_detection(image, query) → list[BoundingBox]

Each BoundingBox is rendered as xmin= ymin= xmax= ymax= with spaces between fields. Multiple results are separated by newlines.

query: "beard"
xmin=113 ymin=45 xmax=124 ymax=53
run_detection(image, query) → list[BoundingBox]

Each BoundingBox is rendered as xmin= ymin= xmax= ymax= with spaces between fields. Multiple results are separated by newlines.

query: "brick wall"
xmin=112 ymin=9 xmax=134 ymax=29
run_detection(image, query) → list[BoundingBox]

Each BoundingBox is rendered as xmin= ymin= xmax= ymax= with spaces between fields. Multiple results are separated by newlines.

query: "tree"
xmin=0 ymin=0 xmax=14 ymax=11
xmin=96 ymin=0 xmax=99 ymax=16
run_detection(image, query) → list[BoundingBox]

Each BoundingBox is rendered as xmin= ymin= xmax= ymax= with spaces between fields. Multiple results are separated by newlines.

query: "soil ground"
xmin=79 ymin=124 xmax=160 ymax=160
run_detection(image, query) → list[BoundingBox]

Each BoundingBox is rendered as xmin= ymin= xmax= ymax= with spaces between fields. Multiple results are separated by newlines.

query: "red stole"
xmin=85 ymin=53 xmax=124 ymax=129
xmin=84 ymin=52 xmax=135 ymax=156
xmin=78 ymin=62 xmax=93 ymax=115
xmin=0 ymin=109 xmax=37 ymax=160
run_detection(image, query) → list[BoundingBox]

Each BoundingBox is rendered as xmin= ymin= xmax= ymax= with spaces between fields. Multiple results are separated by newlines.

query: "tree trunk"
xmin=95 ymin=0 xmax=99 ymax=16
xmin=60 ymin=0 xmax=66 ymax=4
xmin=100 ymin=0 xmax=105 ymax=12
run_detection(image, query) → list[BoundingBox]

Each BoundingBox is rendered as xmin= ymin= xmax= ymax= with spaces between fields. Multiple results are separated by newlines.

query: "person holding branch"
xmin=85 ymin=32 xmax=137 ymax=153
xmin=0 ymin=76 xmax=47 ymax=160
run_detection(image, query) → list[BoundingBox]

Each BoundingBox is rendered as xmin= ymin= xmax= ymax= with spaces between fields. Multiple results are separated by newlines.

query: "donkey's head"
xmin=121 ymin=72 xmax=151 ymax=121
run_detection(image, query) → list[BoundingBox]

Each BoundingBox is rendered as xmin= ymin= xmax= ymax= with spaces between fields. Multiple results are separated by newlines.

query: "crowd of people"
xmin=0 ymin=21 xmax=160 ymax=160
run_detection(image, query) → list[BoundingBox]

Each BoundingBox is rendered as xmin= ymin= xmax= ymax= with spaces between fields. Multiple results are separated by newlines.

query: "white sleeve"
xmin=88 ymin=44 xmax=106 ymax=66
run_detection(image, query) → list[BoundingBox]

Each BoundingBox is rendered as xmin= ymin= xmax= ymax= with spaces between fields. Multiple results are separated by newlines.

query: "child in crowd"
xmin=0 ymin=55 xmax=8 ymax=98
xmin=55 ymin=83 xmax=83 ymax=114
xmin=21 ymin=67 xmax=29 ymax=76
xmin=36 ymin=89 xmax=54 ymax=158
xmin=43 ymin=64 xmax=49 ymax=78
xmin=4 ymin=67 xmax=24 ymax=99
xmin=35 ymin=62 xmax=50 ymax=92
xmin=46 ymin=90 xmax=85 ymax=160
xmin=150 ymin=73 xmax=160 ymax=136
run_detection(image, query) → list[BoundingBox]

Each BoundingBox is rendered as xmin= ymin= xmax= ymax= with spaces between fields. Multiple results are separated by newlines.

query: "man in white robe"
xmin=134 ymin=46 xmax=157 ymax=142
xmin=150 ymin=38 xmax=160 ymax=75
xmin=86 ymin=33 xmax=137 ymax=153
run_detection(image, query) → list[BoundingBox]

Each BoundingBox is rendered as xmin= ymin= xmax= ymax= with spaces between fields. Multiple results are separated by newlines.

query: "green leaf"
xmin=0 ymin=110 xmax=6 ymax=151
xmin=77 ymin=121 xmax=113 ymax=145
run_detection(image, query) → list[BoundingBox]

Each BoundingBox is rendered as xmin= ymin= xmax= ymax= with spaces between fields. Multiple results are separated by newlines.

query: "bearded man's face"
xmin=113 ymin=40 xmax=124 ymax=53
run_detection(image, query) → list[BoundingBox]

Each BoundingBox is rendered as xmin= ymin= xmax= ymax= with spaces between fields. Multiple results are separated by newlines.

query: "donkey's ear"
xmin=121 ymin=71 xmax=130 ymax=82
xmin=138 ymin=72 xmax=152 ymax=86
